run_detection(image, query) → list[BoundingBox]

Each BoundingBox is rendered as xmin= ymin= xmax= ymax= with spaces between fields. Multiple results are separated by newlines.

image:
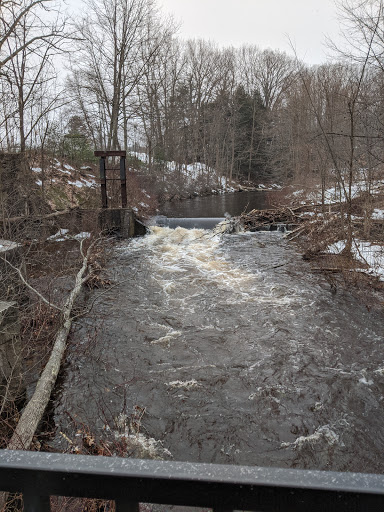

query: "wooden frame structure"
xmin=94 ymin=151 xmax=127 ymax=208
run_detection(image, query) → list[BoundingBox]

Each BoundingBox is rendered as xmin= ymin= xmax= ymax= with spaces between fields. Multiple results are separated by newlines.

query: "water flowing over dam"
xmin=150 ymin=216 xmax=226 ymax=230
xmin=53 ymin=194 xmax=384 ymax=473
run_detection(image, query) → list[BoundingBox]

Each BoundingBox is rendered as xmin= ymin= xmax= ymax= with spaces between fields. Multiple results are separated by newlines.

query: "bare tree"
xmin=0 ymin=0 xmax=67 ymax=155
xmin=0 ymin=0 xmax=66 ymax=69
xmin=239 ymin=45 xmax=297 ymax=111
xmin=69 ymin=0 xmax=173 ymax=151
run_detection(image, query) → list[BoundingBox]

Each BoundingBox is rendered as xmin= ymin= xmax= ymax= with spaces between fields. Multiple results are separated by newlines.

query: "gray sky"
xmin=158 ymin=0 xmax=342 ymax=65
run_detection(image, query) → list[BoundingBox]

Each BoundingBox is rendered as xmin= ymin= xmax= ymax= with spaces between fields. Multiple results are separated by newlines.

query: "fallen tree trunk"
xmin=0 ymin=238 xmax=96 ymax=510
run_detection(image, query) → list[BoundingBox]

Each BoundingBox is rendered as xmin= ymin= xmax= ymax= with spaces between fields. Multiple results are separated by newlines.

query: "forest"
xmin=1 ymin=0 xmax=384 ymax=196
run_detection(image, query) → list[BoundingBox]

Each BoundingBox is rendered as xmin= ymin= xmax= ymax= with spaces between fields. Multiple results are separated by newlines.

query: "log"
xmin=3 ymin=208 xmax=73 ymax=225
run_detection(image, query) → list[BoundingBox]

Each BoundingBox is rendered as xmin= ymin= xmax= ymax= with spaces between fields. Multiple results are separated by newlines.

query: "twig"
xmin=0 ymin=256 xmax=63 ymax=311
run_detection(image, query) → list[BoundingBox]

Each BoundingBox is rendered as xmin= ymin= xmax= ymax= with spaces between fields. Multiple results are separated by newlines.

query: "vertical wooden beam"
xmin=99 ymin=156 xmax=108 ymax=208
xmin=120 ymin=156 xmax=127 ymax=208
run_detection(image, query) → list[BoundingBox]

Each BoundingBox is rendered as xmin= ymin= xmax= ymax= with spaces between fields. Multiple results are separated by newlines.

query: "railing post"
xmin=115 ymin=499 xmax=139 ymax=512
xmin=23 ymin=493 xmax=50 ymax=512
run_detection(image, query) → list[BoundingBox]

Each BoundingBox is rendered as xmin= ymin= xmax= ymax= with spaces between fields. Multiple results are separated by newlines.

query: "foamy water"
xmin=53 ymin=227 xmax=384 ymax=473
xmin=127 ymin=227 xmax=303 ymax=308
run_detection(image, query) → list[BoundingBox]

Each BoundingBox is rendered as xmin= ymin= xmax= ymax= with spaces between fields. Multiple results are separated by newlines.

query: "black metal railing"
xmin=0 ymin=450 xmax=384 ymax=512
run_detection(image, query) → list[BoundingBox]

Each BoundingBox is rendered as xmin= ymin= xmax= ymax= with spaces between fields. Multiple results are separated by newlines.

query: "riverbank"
xmin=214 ymin=184 xmax=384 ymax=309
xmin=287 ymin=184 xmax=384 ymax=291
xmin=28 ymin=155 xmax=284 ymax=221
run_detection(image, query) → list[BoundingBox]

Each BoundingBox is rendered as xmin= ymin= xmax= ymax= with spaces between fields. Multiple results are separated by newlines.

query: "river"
xmin=159 ymin=190 xmax=270 ymax=218
xmin=52 ymin=191 xmax=384 ymax=474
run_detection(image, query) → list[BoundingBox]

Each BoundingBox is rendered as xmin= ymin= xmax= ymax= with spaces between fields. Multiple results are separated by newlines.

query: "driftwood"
xmin=0 ymin=238 xmax=96 ymax=510
xmin=235 ymin=206 xmax=307 ymax=231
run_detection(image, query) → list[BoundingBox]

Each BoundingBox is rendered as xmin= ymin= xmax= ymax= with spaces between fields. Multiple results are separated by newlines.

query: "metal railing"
xmin=0 ymin=450 xmax=384 ymax=512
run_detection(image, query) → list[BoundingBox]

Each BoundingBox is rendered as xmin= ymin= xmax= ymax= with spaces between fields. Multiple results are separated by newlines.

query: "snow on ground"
xmin=130 ymin=152 xmax=280 ymax=193
xmin=372 ymin=209 xmax=384 ymax=220
xmin=68 ymin=180 xmax=85 ymax=188
xmin=328 ymin=239 xmax=384 ymax=280
xmin=73 ymin=232 xmax=91 ymax=240
xmin=31 ymin=167 xmax=42 ymax=173
xmin=295 ymin=178 xmax=384 ymax=206
xmin=47 ymin=228 xmax=69 ymax=241
xmin=131 ymin=152 xmax=149 ymax=163
xmin=291 ymin=175 xmax=384 ymax=281
xmin=34 ymin=171 xmax=96 ymax=189
xmin=47 ymin=229 xmax=91 ymax=242
xmin=68 ymin=178 xmax=96 ymax=188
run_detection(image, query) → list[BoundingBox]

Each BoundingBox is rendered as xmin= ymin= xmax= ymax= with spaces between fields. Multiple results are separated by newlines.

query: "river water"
xmin=53 ymin=192 xmax=384 ymax=474
xmin=159 ymin=190 xmax=270 ymax=218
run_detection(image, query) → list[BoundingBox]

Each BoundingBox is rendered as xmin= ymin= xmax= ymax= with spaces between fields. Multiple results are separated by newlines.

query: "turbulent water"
xmin=53 ymin=224 xmax=384 ymax=473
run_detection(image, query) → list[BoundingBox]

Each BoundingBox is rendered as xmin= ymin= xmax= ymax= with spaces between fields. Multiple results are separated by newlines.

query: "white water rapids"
xmin=53 ymin=226 xmax=384 ymax=473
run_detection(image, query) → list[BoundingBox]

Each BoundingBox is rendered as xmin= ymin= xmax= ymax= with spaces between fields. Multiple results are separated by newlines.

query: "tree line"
xmin=1 ymin=0 xmax=384 ymax=193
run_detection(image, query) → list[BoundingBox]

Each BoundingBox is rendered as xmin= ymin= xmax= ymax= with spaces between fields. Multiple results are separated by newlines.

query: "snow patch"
xmin=73 ymin=232 xmax=91 ymax=240
xmin=327 ymin=239 xmax=384 ymax=280
xmin=47 ymin=229 xmax=91 ymax=242
xmin=68 ymin=180 xmax=85 ymax=188
xmin=372 ymin=208 xmax=384 ymax=220
xmin=47 ymin=228 xmax=69 ymax=241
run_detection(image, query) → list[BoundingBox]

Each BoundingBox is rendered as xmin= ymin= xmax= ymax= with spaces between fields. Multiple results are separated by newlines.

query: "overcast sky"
xmin=158 ymin=0 xmax=342 ymax=65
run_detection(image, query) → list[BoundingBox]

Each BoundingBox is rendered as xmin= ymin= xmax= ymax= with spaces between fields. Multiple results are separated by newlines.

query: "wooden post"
xmin=99 ymin=156 xmax=107 ymax=208
xmin=120 ymin=156 xmax=127 ymax=208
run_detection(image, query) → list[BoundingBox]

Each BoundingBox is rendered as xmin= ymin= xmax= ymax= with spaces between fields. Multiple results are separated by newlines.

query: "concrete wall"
xmin=2 ymin=208 xmax=145 ymax=241
xmin=98 ymin=208 xmax=137 ymax=238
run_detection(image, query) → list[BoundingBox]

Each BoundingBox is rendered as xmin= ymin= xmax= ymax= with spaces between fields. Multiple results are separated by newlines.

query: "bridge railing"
xmin=0 ymin=450 xmax=383 ymax=512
